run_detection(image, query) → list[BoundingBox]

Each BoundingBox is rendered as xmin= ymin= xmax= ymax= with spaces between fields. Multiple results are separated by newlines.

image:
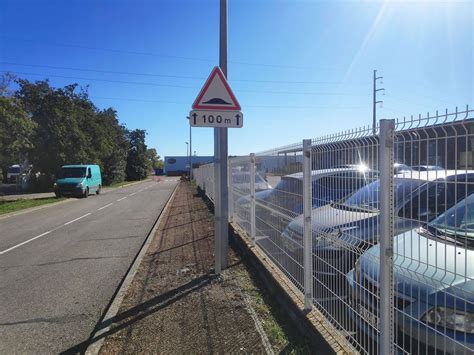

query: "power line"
xmin=91 ymin=95 xmax=366 ymax=110
xmin=3 ymin=71 xmax=366 ymax=96
xmin=1 ymin=62 xmax=204 ymax=81
xmin=5 ymin=71 xmax=196 ymax=89
xmin=0 ymin=62 xmax=366 ymax=85
xmin=1 ymin=36 xmax=343 ymax=71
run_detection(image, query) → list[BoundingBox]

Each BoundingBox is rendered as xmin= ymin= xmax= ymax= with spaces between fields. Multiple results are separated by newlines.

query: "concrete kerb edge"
xmin=85 ymin=181 xmax=180 ymax=355
xmin=229 ymin=222 xmax=358 ymax=355
xmin=0 ymin=179 xmax=152 ymax=220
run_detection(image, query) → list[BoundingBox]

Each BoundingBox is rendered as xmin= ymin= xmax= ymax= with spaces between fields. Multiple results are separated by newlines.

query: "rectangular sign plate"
xmin=189 ymin=110 xmax=243 ymax=128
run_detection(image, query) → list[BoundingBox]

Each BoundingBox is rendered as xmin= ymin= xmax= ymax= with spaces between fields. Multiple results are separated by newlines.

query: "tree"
xmin=14 ymin=79 xmax=132 ymax=186
xmin=146 ymin=148 xmax=162 ymax=170
xmin=0 ymin=72 xmax=17 ymax=97
xmin=0 ymin=96 xmax=36 ymax=181
xmin=15 ymin=80 xmax=93 ymax=179
xmin=126 ymin=129 xmax=149 ymax=181
xmin=88 ymin=108 xmax=129 ymax=185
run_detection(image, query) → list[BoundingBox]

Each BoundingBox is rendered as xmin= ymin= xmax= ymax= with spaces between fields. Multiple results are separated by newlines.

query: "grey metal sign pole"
xmin=214 ymin=0 xmax=229 ymax=274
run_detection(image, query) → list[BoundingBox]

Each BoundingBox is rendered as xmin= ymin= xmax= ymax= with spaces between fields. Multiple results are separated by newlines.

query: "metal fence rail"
xmin=194 ymin=105 xmax=474 ymax=354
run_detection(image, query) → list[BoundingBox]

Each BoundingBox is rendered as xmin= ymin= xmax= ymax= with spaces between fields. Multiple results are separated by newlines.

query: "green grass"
xmin=0 ymin=197 xmax=65 ymax=215
xmin=233 ymin=264 xmax=312 ymax=354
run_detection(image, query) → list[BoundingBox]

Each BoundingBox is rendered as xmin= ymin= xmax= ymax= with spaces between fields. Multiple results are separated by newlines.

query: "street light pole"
xmin=186 ymin=116 xmax=192 ymax=180
xmin=189 ymin=122 xmax=192 ymax=180
xmin=185 ymin=142 xmax=189 ymax=176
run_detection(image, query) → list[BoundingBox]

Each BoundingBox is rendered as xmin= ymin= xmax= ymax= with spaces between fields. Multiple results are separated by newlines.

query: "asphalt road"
xmin=0 ymin=178 xmax=179 ymax=354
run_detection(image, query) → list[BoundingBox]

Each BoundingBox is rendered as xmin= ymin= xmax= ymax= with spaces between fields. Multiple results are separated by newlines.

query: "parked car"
xmin=232 ymin=171 xmax=271 ymax=193
xmin=393 ymin=163 xmax=412 ymax=174
xmin=281 ymin=170 xmax=474 ymax=288
xmin=54 ymin=164 xmax=102 ymax=198
xmin=411 ymin=165 xmax=444 ymax=171
xmin=235 ymin=165 xmax=379 ymax=238
xmin=347 ymin=193 xmax=474 ymax=353
xmin=6 ymin=164 xmax=21 ymax=183
xmin=335 ymin=162 xmax=412 ymax=175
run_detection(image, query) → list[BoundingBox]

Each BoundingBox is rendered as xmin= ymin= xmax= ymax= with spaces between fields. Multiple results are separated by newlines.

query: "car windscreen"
xmin=255 ymin=173 xmax=266 ymax=184
xmin=61 ymin=167 xmax=86 ymax=178
xmin=233 ymin=173 xmax=266 ymax=184
xmin=429 ymin=193 xmax=474 ymax=241
xmin=274 ymin=177 xmax=301 ymax=194
xmin=337 ymin=178 xmax=424 ymax=212
xmin=8 ymin=167 xmax=20 ymax=173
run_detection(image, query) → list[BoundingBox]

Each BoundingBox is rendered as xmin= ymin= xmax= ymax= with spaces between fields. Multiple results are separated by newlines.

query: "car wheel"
xmin=84 ymin=188 xmax=89 ymax=198
xmin=96 ymin=185 xmax=101 ymax=195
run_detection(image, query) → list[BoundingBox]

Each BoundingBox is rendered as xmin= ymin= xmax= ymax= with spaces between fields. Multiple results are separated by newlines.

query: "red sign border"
xmin=192 ymin=66 xmax=241 ymax=111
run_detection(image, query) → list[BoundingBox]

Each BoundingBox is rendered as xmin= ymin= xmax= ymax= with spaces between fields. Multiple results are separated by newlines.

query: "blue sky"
xmin=1 ymin=0 xmax=472 ymax=158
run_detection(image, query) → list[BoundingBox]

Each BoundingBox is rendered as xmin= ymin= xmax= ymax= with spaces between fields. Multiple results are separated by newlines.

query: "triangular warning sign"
xmin=192 ymin=66 xmax=241 ymax=111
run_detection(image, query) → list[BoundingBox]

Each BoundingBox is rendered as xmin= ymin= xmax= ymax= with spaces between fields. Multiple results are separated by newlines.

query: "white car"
xmin=6 ymin=165 xmax=20 ymax=183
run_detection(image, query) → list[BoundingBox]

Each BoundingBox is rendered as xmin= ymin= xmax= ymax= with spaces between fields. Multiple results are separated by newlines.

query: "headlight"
xmin=77 ymin=181 xmax=84 ymax=187
xmin=53 ymin=182 xmax=58 ymax=188
xmin=422 ymin=307 xmax=474 ymax=333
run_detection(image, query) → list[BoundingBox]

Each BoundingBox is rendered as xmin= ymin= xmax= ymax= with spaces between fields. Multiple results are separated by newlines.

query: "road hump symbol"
xmin=192 ymin=66 xmax=241 ymax=111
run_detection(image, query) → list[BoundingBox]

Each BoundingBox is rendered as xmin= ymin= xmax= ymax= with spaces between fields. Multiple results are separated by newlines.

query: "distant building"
xmin=164 ymin=156 xmax=214 ymax=176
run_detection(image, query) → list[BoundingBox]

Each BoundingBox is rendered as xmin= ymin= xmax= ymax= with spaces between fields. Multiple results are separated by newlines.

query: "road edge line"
xmin=84 ymin=181 xmax=180 ymax=355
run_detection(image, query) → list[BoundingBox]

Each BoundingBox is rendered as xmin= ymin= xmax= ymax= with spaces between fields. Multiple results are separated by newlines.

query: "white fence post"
xmin=303 ymin=139 xmax=313 ymax=311
xmin=379 ymin=119 xmax=395 ymax=354
xmin=250 ymin=153 xmax=256 ymax=245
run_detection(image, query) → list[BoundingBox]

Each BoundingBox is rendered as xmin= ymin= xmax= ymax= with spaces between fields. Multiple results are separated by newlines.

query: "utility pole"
xmin=214 ymin=0 xmax=229 ymax=273
xmin=373 ymin=70 xmax=385 ymax=135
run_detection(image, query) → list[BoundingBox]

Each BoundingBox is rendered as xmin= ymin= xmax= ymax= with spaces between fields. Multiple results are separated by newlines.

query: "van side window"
xmin=88 ymin=168 xmax=92 ymax=178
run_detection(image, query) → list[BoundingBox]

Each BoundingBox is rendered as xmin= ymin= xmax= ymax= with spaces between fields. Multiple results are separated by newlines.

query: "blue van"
xmin=54 ymin=164 xmax=102 ymax=198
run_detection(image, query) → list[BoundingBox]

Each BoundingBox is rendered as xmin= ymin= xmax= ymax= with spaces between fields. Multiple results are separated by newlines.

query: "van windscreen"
xmin=61 ymin=167 xmax=87 ymax=178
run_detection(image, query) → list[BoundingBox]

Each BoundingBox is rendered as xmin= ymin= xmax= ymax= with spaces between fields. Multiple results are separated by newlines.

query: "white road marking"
xmin=0 ymin=180 xmax=166 ymax=256
xmin=0 ymin=231 xmax=52 ymax=255
xmin=64 ymin=213 xmax=91 ymax=226
xmin=97 ymin=203 xmax=113 ymax=211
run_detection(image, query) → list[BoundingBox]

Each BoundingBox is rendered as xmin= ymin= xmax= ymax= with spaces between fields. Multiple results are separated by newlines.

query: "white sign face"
xmin=190 ymin=110 xmax=243 ymax=128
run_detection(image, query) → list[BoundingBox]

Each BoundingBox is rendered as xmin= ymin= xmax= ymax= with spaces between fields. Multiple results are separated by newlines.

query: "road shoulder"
xmin=89 ymin=182 xmax=310 ymax=354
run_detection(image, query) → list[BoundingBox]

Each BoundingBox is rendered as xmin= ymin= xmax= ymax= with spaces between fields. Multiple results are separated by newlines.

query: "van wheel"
xmin=96 ymin=185 xmax=101 ymax=195
xmin=84 ymin=188 xmax=89 ymax=198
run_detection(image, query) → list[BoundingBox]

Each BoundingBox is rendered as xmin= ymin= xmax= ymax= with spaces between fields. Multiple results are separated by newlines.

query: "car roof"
xmin=394 ymin=169 xmax=474 ymax=181
xmin=412 ymin=165 xmax=442 ymax=168
xmin=62 ymin=164 xmax=97 ymax=168
xmin=283 ymin=167 xmax=376 ymax=181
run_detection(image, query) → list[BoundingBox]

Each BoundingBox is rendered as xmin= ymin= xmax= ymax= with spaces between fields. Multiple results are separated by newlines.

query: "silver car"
xmin=347 ymin=193 xmax=474 ymax=353
xmin=282 ymin=170 xmax=474 ymax=283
